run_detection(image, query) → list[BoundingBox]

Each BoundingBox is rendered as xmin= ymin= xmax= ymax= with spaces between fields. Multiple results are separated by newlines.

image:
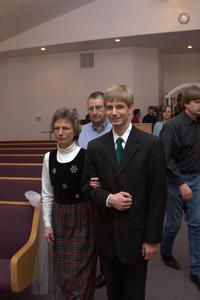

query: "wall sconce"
xmin=178 ymin=13 xmax=190 ymax=24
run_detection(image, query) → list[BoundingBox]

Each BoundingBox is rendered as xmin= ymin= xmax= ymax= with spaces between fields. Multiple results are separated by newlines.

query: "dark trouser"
xmin=99 ymin=255 xmax=105 ymax=275
xmin=161 ymin=174 xmax=200 ymax=275
xmin=101 ymin=255 xmax=148 ymax=300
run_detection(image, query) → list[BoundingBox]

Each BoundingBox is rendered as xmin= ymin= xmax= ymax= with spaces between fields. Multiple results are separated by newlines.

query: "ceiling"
xmin=0 ymin=0 xmax=199 ymax=58
xmin=0 ymin=0 xmax=94 ymax=41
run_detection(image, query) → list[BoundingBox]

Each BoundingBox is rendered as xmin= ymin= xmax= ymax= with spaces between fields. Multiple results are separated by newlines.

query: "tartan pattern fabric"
xmin=52 ymin=200 xmax=97 ymax=300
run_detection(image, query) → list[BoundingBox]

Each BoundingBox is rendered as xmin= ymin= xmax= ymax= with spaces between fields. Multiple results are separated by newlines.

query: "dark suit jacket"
xmin=83 ymin=126 xmax=166 ymax=264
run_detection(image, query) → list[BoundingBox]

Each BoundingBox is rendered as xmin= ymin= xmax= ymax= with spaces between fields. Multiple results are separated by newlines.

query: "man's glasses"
xmin=88 ymin=105 xmax=104 ymax=112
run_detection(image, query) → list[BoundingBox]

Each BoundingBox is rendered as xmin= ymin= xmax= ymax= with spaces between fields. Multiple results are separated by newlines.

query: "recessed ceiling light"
xmin=115 ymin=38 xmax=120 ymax=42
xmin=187 ymin=45 xmax=192 ymax=49
xmin=40 ymin=47 xmax=46 ymax=51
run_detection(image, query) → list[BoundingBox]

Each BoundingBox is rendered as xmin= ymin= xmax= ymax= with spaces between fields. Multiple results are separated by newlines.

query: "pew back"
xmin=0 ymin=178 xmax=41 ymax=202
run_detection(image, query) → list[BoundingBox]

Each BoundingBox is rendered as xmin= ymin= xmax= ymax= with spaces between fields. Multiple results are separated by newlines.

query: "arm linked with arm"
xmin=82 ymin=144 xmax=111 ymax=208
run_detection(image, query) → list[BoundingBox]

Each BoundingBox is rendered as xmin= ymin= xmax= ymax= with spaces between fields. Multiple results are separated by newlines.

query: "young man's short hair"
xmin=104 ymin=84 xmax=134 ymax=107
xmin=182 ymin=85 xmax=200 ymax=105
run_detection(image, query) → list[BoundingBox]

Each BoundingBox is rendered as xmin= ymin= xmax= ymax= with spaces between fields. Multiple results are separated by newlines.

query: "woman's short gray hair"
xmin=50 ymin=107 xmax=81 ymax=141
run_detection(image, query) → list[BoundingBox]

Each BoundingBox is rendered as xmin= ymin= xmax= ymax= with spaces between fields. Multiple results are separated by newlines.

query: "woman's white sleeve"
xmin=42 ymin=152 xmax=54 ymax=227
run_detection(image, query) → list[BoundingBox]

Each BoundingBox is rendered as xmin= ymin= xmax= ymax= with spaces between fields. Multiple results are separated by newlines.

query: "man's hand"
xmin=142 ymin=243 xmax=159 ymax=260
xmin=180 ymin=183 xmax=193 ymax=202
xmin=89 ymin=177 xmax=100 ymax=188
xmin=108 ymin=191 xmax=133 ymax=211
xmin=44 ymin=226 xmax=55 ymax=245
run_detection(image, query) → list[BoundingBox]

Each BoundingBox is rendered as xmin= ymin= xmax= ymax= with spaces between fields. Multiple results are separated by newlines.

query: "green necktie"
xmin=116 ymin=137 xmax=123 ymax=164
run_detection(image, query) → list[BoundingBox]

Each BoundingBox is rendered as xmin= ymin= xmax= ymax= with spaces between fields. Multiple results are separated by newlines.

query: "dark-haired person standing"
xmin=160 ymin=85 xmax=200 ymax=290
xmin=142 ymin=106 xmax=157 ymax=125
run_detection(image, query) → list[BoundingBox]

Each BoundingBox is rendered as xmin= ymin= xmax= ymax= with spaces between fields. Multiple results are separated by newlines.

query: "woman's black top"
xmin=49 ymin=148 xmax=86 ymax=204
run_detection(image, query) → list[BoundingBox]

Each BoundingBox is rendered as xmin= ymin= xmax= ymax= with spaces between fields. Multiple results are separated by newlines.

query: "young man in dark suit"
xmin=84 ymin=84 xmax=166 ymax=300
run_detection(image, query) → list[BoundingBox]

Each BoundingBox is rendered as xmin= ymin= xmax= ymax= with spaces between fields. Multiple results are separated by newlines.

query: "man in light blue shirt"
xmin=78 ymin=91 xmax=112 ymax=289
xmin=78 ymin=91 xmax=112 ymax=149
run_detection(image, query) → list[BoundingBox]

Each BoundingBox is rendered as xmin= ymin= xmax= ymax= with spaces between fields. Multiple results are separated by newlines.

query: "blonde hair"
xmin=104 ymin=84 xmax=134 ymax=107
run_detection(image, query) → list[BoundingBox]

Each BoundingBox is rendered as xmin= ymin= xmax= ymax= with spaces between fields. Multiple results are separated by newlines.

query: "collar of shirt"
xmin=91 ymin=118 xmax=110 ymax=132
xmin=57 ymin=141 xmax=78 ymax=153
xmin=183 ymin=111 xmax=200 ymax=124
xmin=56 ymin=142 xmax=81 ymax=163
xmin=112 ymin=122 xmax=132 ymax=149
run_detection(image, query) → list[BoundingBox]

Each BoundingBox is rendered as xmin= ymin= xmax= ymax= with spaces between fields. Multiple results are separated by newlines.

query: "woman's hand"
xmin=89 ymin=177 xmax=100 ymax=188
xmin=44 ymin=226 xmax=55 ymax=245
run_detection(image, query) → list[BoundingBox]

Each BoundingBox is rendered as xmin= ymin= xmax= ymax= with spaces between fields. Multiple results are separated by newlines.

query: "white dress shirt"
xmin=106 ymin=122 xmax=132 ymax=206
xmin=112 ymin=122 xmax=132 ymax=149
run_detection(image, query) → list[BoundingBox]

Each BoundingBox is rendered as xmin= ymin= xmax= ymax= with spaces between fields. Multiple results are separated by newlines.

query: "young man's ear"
xmin=129 ymin=104 xmax=134 ymax=114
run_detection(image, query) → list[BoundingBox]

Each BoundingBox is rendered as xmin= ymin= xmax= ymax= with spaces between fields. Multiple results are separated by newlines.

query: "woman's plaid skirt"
xmin=52 ymin=200 xmax=97 ymax=300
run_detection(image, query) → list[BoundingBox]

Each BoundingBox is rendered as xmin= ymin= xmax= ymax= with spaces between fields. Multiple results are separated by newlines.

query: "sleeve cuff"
xmin=106 ymin=194 xmax=112 ymax=207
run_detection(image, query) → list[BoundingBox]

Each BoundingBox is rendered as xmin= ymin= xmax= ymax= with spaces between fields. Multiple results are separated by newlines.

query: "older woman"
xmin=153 ymin=105 xmax=172 ymax=137
xmin=42 ymin=108 xmax=97 ymax=300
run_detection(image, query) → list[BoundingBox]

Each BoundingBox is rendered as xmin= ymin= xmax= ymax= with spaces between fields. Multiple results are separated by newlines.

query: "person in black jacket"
xmin=142 ymin=105 xmax=157 ymax=125
xmin=83 ymin=84 xmax=166 ymax=300
xmin=160 ymin=85 xmax=200 ymax=291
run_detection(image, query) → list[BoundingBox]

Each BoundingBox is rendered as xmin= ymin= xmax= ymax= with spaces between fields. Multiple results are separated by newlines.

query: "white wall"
xmin=0 ymin=48 xmax=134 ymax=139
xmin=164 ymin=53 xmax=200 ymax=93
xmin=0 ymin=70 xmax=3 ymax=138
xmin=1 ymin=45 xmax=200 ymax=140
xmin=158 ymin=51 xmax=164 ymax=104
xmin=0 ymin=46 xmax=163 ymax=140
xmin=132 ymin=47 xmax=161 ymax=116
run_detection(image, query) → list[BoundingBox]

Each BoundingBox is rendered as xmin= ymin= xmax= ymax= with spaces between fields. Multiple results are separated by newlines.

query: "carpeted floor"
xmin=0 ymin=221 xmax=199 ymax=300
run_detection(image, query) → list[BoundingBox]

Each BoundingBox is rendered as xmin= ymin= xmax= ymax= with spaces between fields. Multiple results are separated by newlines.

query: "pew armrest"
xmin=134 ymin=123 xmax=153 ymax=134
xmin=10 ymin=206 xmax=40 ymax=293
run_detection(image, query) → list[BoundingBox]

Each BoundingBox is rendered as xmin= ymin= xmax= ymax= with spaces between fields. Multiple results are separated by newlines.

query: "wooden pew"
xmin=0 ymin=154 xmax=44 ymax=163
xmin=0 ymin=147 xmax=55 ymax=154
xmin=0 ymin=143 xmax=56 ymax=148
xmin=134 ymin=123 xmax=153 ymax=134
xmin=0 ymin=140 xmax=44 ymax=292
xmin=0 ymin=163 xmax=42 ymax=177
xmin=0 ymin=140 xmax=56 ymax=144
xmin=0 ymin=202 xmax=40 ymax=293
xmin=0 ymin=178 xmax=41 ymax=202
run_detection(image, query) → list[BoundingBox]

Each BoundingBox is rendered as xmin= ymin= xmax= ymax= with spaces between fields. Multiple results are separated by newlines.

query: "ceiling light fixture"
xmin=40 ymin=47 xmax=46 ymax=51
xmin=178 ymin=13 xmax=190 ymax=24
xmin=115 ymin=38 xmax=120 ymax=42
